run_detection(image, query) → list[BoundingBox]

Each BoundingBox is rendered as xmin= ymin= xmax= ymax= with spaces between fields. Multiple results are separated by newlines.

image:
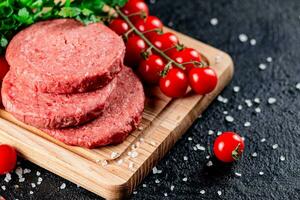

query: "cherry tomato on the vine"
xmin=134 ymin=16 xmax=163 ymax=38
xmin=149 ymin=32 xmax=179 ymax=52
xmin=109 ymin=19 xmax=129 ymax=36
xmin=188 ymin=67 xmax=218 ymax=95
xmin=213 ymin=132 xmax=245 ymax=163
xmin=125 ymin=35 xmax=148 ymax=67
xmin=0 ymin=57 xmax=10 ymax=80
xmin=169 ymin=47 xmax=202 ymax=73
xmin=0 ymin=144 xmax=17 ymax=175
xmin=121 ymin=0 xmax=149 ymax=24
xmin=138 ymin=54 xmax=165 ymax=84
xmin=159 ymin=68 xmax=188 ymax=98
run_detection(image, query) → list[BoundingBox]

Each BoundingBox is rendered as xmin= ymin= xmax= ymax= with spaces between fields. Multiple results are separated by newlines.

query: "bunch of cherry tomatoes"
xmin=109 ymin=0 xmax=218 ymax=98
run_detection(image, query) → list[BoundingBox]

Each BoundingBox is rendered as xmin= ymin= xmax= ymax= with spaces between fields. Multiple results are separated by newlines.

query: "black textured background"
xmin=1 ymin=0 xmax=300 ymax=199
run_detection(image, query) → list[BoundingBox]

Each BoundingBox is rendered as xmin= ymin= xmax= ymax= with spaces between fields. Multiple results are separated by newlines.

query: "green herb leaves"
xmin=0 ymin=0 xmax=128 ymax=55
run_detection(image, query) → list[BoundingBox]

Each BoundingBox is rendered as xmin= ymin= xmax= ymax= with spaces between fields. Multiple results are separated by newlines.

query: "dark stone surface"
xmin=1 ymin=0 xmax=300 ymax=199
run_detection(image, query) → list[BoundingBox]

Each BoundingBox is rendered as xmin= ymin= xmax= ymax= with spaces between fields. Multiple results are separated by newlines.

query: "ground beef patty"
xmin=6 ymin=19 xmax=125 ymax=94
xmin=1 ymin=71 xmax=117 ymax=129
xmin=43 ymin=67 xmax=145 ymax=148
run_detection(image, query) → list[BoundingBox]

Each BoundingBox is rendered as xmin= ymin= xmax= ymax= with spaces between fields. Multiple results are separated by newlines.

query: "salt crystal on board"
xmin=250 ymin=39 xmax=257 ymax=45
xmin=244 ymin=121 xmax=251 ymax=127
xmin=272 ymin=144 xmax=279 ymax=149
xmin=268 ymin=97 xmax=277 ymax=104
xmin=259 ymin=63 xmax=267 ymax=70
xmin=200 ymin=190 xmax=205 ymax=194
xmin=296 ymin=83 xmax=300 ymax=90
xmin=233 ymin=86 xmax=240 ymax=93
xmin=217 ymin=191 xmax=222 ymax=196
xmin=280 ymin=156 xmax=286 ymax=161
xmin=225 ymin=115 xmax=234 ymax=122
xmin=210 ymin=18 xmax=218 ymax=26
xmin=239 ymin=34 xmax=248 ymax=42
xmin=182 ymin=177 xmax=188 ymax=182
xmin=60 ymin=183 xmax=66 ymax=190
xmin=266 ymin=57 xmax=273 ymax=62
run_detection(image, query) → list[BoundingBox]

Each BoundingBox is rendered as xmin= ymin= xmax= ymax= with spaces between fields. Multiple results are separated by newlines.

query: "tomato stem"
xmin=115 ymin=7 xmax=185 ymax=69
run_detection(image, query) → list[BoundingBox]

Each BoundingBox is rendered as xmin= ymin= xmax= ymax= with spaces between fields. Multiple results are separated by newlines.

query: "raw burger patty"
xmin=43 ymin=67 xmax=145 ymax=148
xmin=6 ymin=19 xmax=125 ymax=94
xmin=1 ymin=71 xmax=117 ymax=129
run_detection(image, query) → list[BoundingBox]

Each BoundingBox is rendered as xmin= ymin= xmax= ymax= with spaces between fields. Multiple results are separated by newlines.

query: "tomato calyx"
xmin=231 ymin=143 xmax=243 ymax=161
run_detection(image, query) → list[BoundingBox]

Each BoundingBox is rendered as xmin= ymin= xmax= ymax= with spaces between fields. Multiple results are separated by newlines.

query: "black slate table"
xmin=1 ymin=0 xmax=300 ymax=199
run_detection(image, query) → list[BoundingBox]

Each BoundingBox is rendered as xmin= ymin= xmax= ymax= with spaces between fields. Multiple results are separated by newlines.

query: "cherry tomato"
xmin=169 ymin=48 xmax=202 ymax=73
xmin=213 ymin=132 xmax=245 ymax=163
xmin=125 ymin=35 xmax=148 ymax=67
xmin=109 ymin=19 xmax=129 ymax=36
xmin=159 ymin=68 xmax=188 ymax=98
xmin=134 ymin=16 xmax=163 ymax=38
xmin=121 ymin=0 xmax=149 ymax=24
xmin=188 ymin=67 xmax=218 ymax=95
xmin=0 ymin=144 xmax=17 ymax=175
xmin=149 ymin=32 xmax=179 ymax=52
xmin=138 ymin=54 xmax=165 ymax=84
xmin=0 ymin=57 xmax=10 ymax=80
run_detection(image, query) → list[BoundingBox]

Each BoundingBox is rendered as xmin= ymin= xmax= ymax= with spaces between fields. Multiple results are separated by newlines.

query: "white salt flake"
xmin=259 ymin=63 xmax=267 ymax=70
xmin=15 ymin=167 xmax=23 ymax=178
xmin=29 ymin=191 xmax=33 ymax=195
xmin=280 ymin=156 xmax=286 ymax=161
xmin=208 ymin=130 xmax=214 ymax=135
xmin=170 ymin=185 xmax=175 ymax=191
xmin=193 ymin=146 xmax=198 ymax=151
xmin=116 ymin=159 xmax=124 ymax=165
xmin=223 ymin=111 xmax=228 ymax=115
xmin=215 ymin=55 xmax=222 ymax=64
xmin=217 ymin=190 xmax=222 ymax=196
xmin=206 ymin=161 xmax=213 ymax=167
xmin=268 ymin=97 xmax=277 ymax=104
xmin=152 ymin=166 xmax=158 ymax=174
xmin=4 ymin=173 xmax=11 ymax=183
xmin=128 ymin=162 xmax=134 ymax=171
xmin=266 ymin=57 xmax=273 ymax=62
xmin=252 ymin=152 xmax=258 ymax=157
xmin=245 ymin=99 xmax=253 ymax=107
xmin=250 ymin=39 xmax=257 ymax=46
xmin=255 ymin=107 xmax=261 ymax=113
xmin=272 ymin=144 xmax=279 ymax=149
xmin=36 ymin=171 xmax=41 ymax=176
xmin=1 ymin=186 xmax=6 ymax=191
xmin=296 ymin=83 xmax=300 ymax=90
xmin=200 ymin=190 xmax=205 ymax=194
xmin=259 ymin=171 xmax=264 ymax=176
xmin=254 ymin=98 xmax=261 ymax=104
xmin=188 ymin=137 xmax=193 ymax=141
xmin=60 ymin=183 xmax=66 ymax=190
xmin=31 ymin=183 xmax=36 ymax=188
xmin=183 ymin=156 xmax=188 ymax=161
xmin=235 ymin=172 xmax=242 ymax=177
xmin=217 ymin=131 xmax=222 ymax=136
xmin=111 ymin=152 xmax=119 ymax=159
xmin=129 ymin=151 xmax=138 ymax=158
xmin=164 ymin=193 xmax=168 ymax=197
xmin=182 ymin=177 xmax=188 ymax=182
xmin=210 ymin=18 xmax=218 ymax=26
xmin=260 ymin=138 xmax=266 ymax=142
xmin=155 ymin=179 xmax=160 ymax=184
xmin=217 ymin=95 xmax=228 ymax=103
xmin=206 ymin=155 xmax=210 ymax=159
xmin=196 ymin=144 xmax=206 ymax=151
xmin=101 ymin=160 xmax=108 ymax=166
xmin=167 ymin=21 xmax=174 ymax=27
xmin=239 ymin=34 xmax=248 ymax=42
xmin=143 ymin=184 xmax=147 ymax=188
xmin=238 ymin=105 xmax=243 ymax=110
xmin=133 ymin=191 xmax=138 ymax=194
xmin=23 ymin=168 xmax=31 ymax=174
xmin=244 ymin=121 xmax=251 ymax=127
xmin=233 ymin=86 xmax=240 ymax=93
xmin=225 ymin=115 xmax=234 ymax=122
xmin=19 ymin=178 xmax=25 ymax=183
xmin=38 ymin=177 xmax=43 ymax=183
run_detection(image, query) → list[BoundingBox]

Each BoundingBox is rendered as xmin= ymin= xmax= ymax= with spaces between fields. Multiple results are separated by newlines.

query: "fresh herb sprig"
xmin=0 ymin=0 xmax=128 ymax=55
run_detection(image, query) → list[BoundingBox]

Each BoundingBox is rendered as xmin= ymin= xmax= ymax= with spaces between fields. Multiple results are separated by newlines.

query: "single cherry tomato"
xmin=0 ymin=57 xmax=10 ymax=80
xmin=169 ymin=48 xmax=202 ymax=73
xmin=134 ymin=16 xmax=163 ymax=38
xmin=121 ymin=0 xmax=149 ymax=24
xmin=138 ymin=54 xmax=165 ymax=84
xmin=149 ymin=32 xmax=179 ymax=52
xmin=0 ymin=144 xmax=17 ymax=175
xmin=109 ymin=19 xmax=129 ymax=36
xmin=159 ymin=68 xmax=188 ymax=98
xmin=125 ymin=35 xmax=148 ymax=67
xmin=188 ymin=67 xmax=218 ymax=95
xmin=213 ymin=132 xmax=245 ymax=163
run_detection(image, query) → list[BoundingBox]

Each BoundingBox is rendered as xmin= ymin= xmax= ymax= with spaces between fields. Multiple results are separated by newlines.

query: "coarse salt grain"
xmin=250 ymin=39 xmax=257 ymax=45
xmin=280 ymin=156 xmax=286 ymax=161
xmin=102 ymin=160 xmax=108 ymax=166
xmin=152 ymin=167 xmax=158 ymax=174
xmin=196 ymin=144 xmax=206 ymax=151
xmin=245 ymin=99 xmax=253 ymax=107
xmin=155 ymin=179 xmax=160 ymax=184
xmin=268 ymin=97 xmax=277 ymax=104
xmin=133 ymin=191 xmax=138 ymax=194
xmin=167 ymin=21 xmax=174 ymax=27
xmin=252 ymin=152 xmax=258 ymax=157
xmin=143 ymin=184 xmax=147 ymax=188
xmin=208 ymin=130 xmax=214 ymax=135
xmin=239 ymin=34 xmax=248 ymax=42
xmin=223 ymin=111 xmax=228 ymax=115
xmin=238 ymin=105 xmax=243 ymax=110
xmin=217 ymin=95 xmax=228 ymax=103
xmin=1 ymin=186 xmax=6 ymax=191
xmin=233 ymin=86 xmax=240 ymax=93
xmin=170 ymin=185 xmax=175 ymax=191
xmin=193 ymin=146 xmax=198 ymax=151
xmin=19 ymin=178 xmax=25 ymax=183
xmin=116 ymin=159 xmax=123 ymax=165
xmin=296 ymin=83 xmax=300 ymax=90
xmin=225 ymin=115 xmax=234 ymax=122
xmin=206 ymin=155 xmax=210 ymax=159
xmin=217 ymin=190 xmax=222 ymax=196
xmin=259 ymin=171 xmax=264 ymax=176
xmin=29 ymin=191 xmax=33 ymax=195
xmin=244 ymin=121 xmax=251 ymax=127
xmin=60 ymin=183 xmax=66 ymax=190
xmin=183 ymin=156 xmax=188 ymax=161
xmin=188 ymin=137 xmax=193 ymax=141
xmin=207 ymin=161 xmax=213 ymax=167
xmin=254 ymin=98 xmax=261 ymax=104
xmin=164 ymin=193 xmax=168 ymax=197
xmin=36 ymin=171 xmax=41 ymax=176
xmin=217 ymin=131 xmax=222 ymax=136
xmin=261 ymin=138 xmax=266 ymax=142
xmin=182 ymin=177 xmax=188 ymax=182
xmin=266 ymin=57 xmax=273 ymax=62
xmin=272 ymin=144 xmax=279 ymax=149
xmin=23 ymin=168 xmax=31 ymax=174
xmin=235 ymin=172 xmax=242 ymax=177
xmin=258 ymin=63 xmax=267 ymax=70
xmin=210 ymin=18 xmax=218 ymax=26
xmin=31 ymin=183 xmax=36 ymax=188
xmin=4 ymin=173 xmax=11 ymax=183
xmin=111 ymin=152 xmax=119 ymax=159
xmin=128 ymin=162 xmax=134 ymax=171
xmin=200 ymin=190 xmax=205 ymax=194
xmin=255 ymin=107 xmax=261 ymax=113
xmin=129 ymin=151 xmax=138 ymax=158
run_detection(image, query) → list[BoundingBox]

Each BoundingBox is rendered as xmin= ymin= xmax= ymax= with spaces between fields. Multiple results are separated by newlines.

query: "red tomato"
xmin=134 ymin=16 xmax=163 ymax=38
xmin=121 ymin=0 xmax=149 ymax=24
xmin=109 ymin=19 xmax=129 ymax=36
xmin=188 ymin=67 xmax=218 ymax=95
xmin=149 ymin=32 xmax=179 ymax=52
xmin=138 ymin=54 xmax=165 ymax=84
xmin=213 ymin=132 xmax=245 ymax=163
xmin=125 ymin=35 xmax=148 ymax=67
xmin=0 ymin=57 xmax=10 ymax=80
xmin=169 ymin=48 xmax=202 ymax=73
xmin=0 ymin=144 xmax=17 ymax=175
xmin=159 ymin=68 xmax=188 ymax=98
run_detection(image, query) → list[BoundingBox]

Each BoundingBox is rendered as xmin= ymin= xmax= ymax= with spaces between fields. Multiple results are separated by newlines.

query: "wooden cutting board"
xmin=0 ymin=27 xmax=233 ymax=200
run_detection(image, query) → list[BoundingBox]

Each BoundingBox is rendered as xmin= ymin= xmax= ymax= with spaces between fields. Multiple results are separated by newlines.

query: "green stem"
xmin=115 ymin=7 xmax=184 ymax=69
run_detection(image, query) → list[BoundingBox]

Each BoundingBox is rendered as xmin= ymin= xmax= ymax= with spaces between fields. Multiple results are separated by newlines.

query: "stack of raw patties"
xmin=2 ymin=19 xmax=145 ymax=148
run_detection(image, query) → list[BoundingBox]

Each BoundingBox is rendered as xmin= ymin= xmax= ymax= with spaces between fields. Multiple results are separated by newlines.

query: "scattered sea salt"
xmin=200 ymin=190 xmax=205 ymax=194
xmin=193 ymin=146 xmax=198 ymax=151
xmin=217 ymin=190 xmax=222 ymax=196
xmin=244 ymin=121 xmax=251 ymax=127
xmin=60 ymin=183 xmax=66 ymax=190
xmin=196 ymin=144 xmax=206 ymax=151
xmin=23 ymin=168 xmax=31 ymax=174
xmin=258 ymin=63 xmax=267 ymax=70
xmin=29 ymin=191 xmax=33 ymax=195
xmin=272 ymin=144 xmax=279 ymax=149
xmin=102 ymin=160 xmax=108 ymax=166
xmin=245 ymin=99 xmax=253 ymax=107
xmin=210 ymin=18 xmax=218 ymax=26
xmin=233 ymin=86 xmax=240 ymax=93
xmin=133 ymin=191 xmax=137 ymax=194
xmin=36 ymin=171 xmax=41 ymax=176
xmin=206 ymin=155 xmax=210 ymax=159
xmin=217 ymin=95 xmax=228 ymax=103
xmin=296 ymin=83 xmax=300 ymax=90
xmin=182 ymin=177 xmax=188 ymax=182
xmin=111 ymin=152 xmax=119 ymax=159
xmin=143 ymin=184 xmax=147 ymax=188
xmin=239 ymin=34 xmax=248 ymax=42
xmin=19 ymin=178 xmax=25 ymax=183
xmin=235 ymin=172 xmax=242 ymax=177
xmin=4 ymin=173 xmax=11 ymax=183
xmin=116 ymin=159 xmax=124 ymax=165
xmin=266 ymin=57 xmax=273 ymax=62
xmin=208 ymin=130 xmax=214 ymax=135
xmin=152 ymin=166 xmax=158 ymax=174
xmin=268 ymin=97 xmax=277 ymax=104
xmin=215 ymin=55 xmax=222 ymax=64
xmin=129 ymin=151 xmax=138 ymax=158
xmin=128 ymin=162 xmax=134 ymax=171
xmin=188 ymin=137 xmax=193 ymax=141
xmin=170 ymin=185 xmax=175 ymax=191
xmin=259 ymin=171 xmax=264 ymax=176
xmin=254 ymin=98 xmax=261 ymax=104
xmin=260 ymin=138 xmax=266 ymax=142
xmin=206 ymin=161 xmax=213 ymax=167
xmin=167 ymin=21 xmax=174 ymax=27
xmin=238 ymin=105 xmax=243 ymax=110
xmin=280 ymin=156 xmax=286 ymax=161
xmin=164 ymin=193 xmax=168 ymax=197
xmin=225 ymin=115 xmax=234 ymax=122
xmin=183 ymin=156 xmax=188 ymax=161
xmin=250 ymin=39 xmax=257 ymax=46
xmin=217 ymin=131 xmax=222 ymax=136
xmin=155 ymin=179 xmax=160 ymax=184
xmin=252 ymin=152 xmax=258 ymax=157
xmin=223 ymin=111 xmax=228 ymax=115
xmin=1 ymin=186 xmax=6 ymax=191
xmin=255 ymin=107 xmax=261 ymax=113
